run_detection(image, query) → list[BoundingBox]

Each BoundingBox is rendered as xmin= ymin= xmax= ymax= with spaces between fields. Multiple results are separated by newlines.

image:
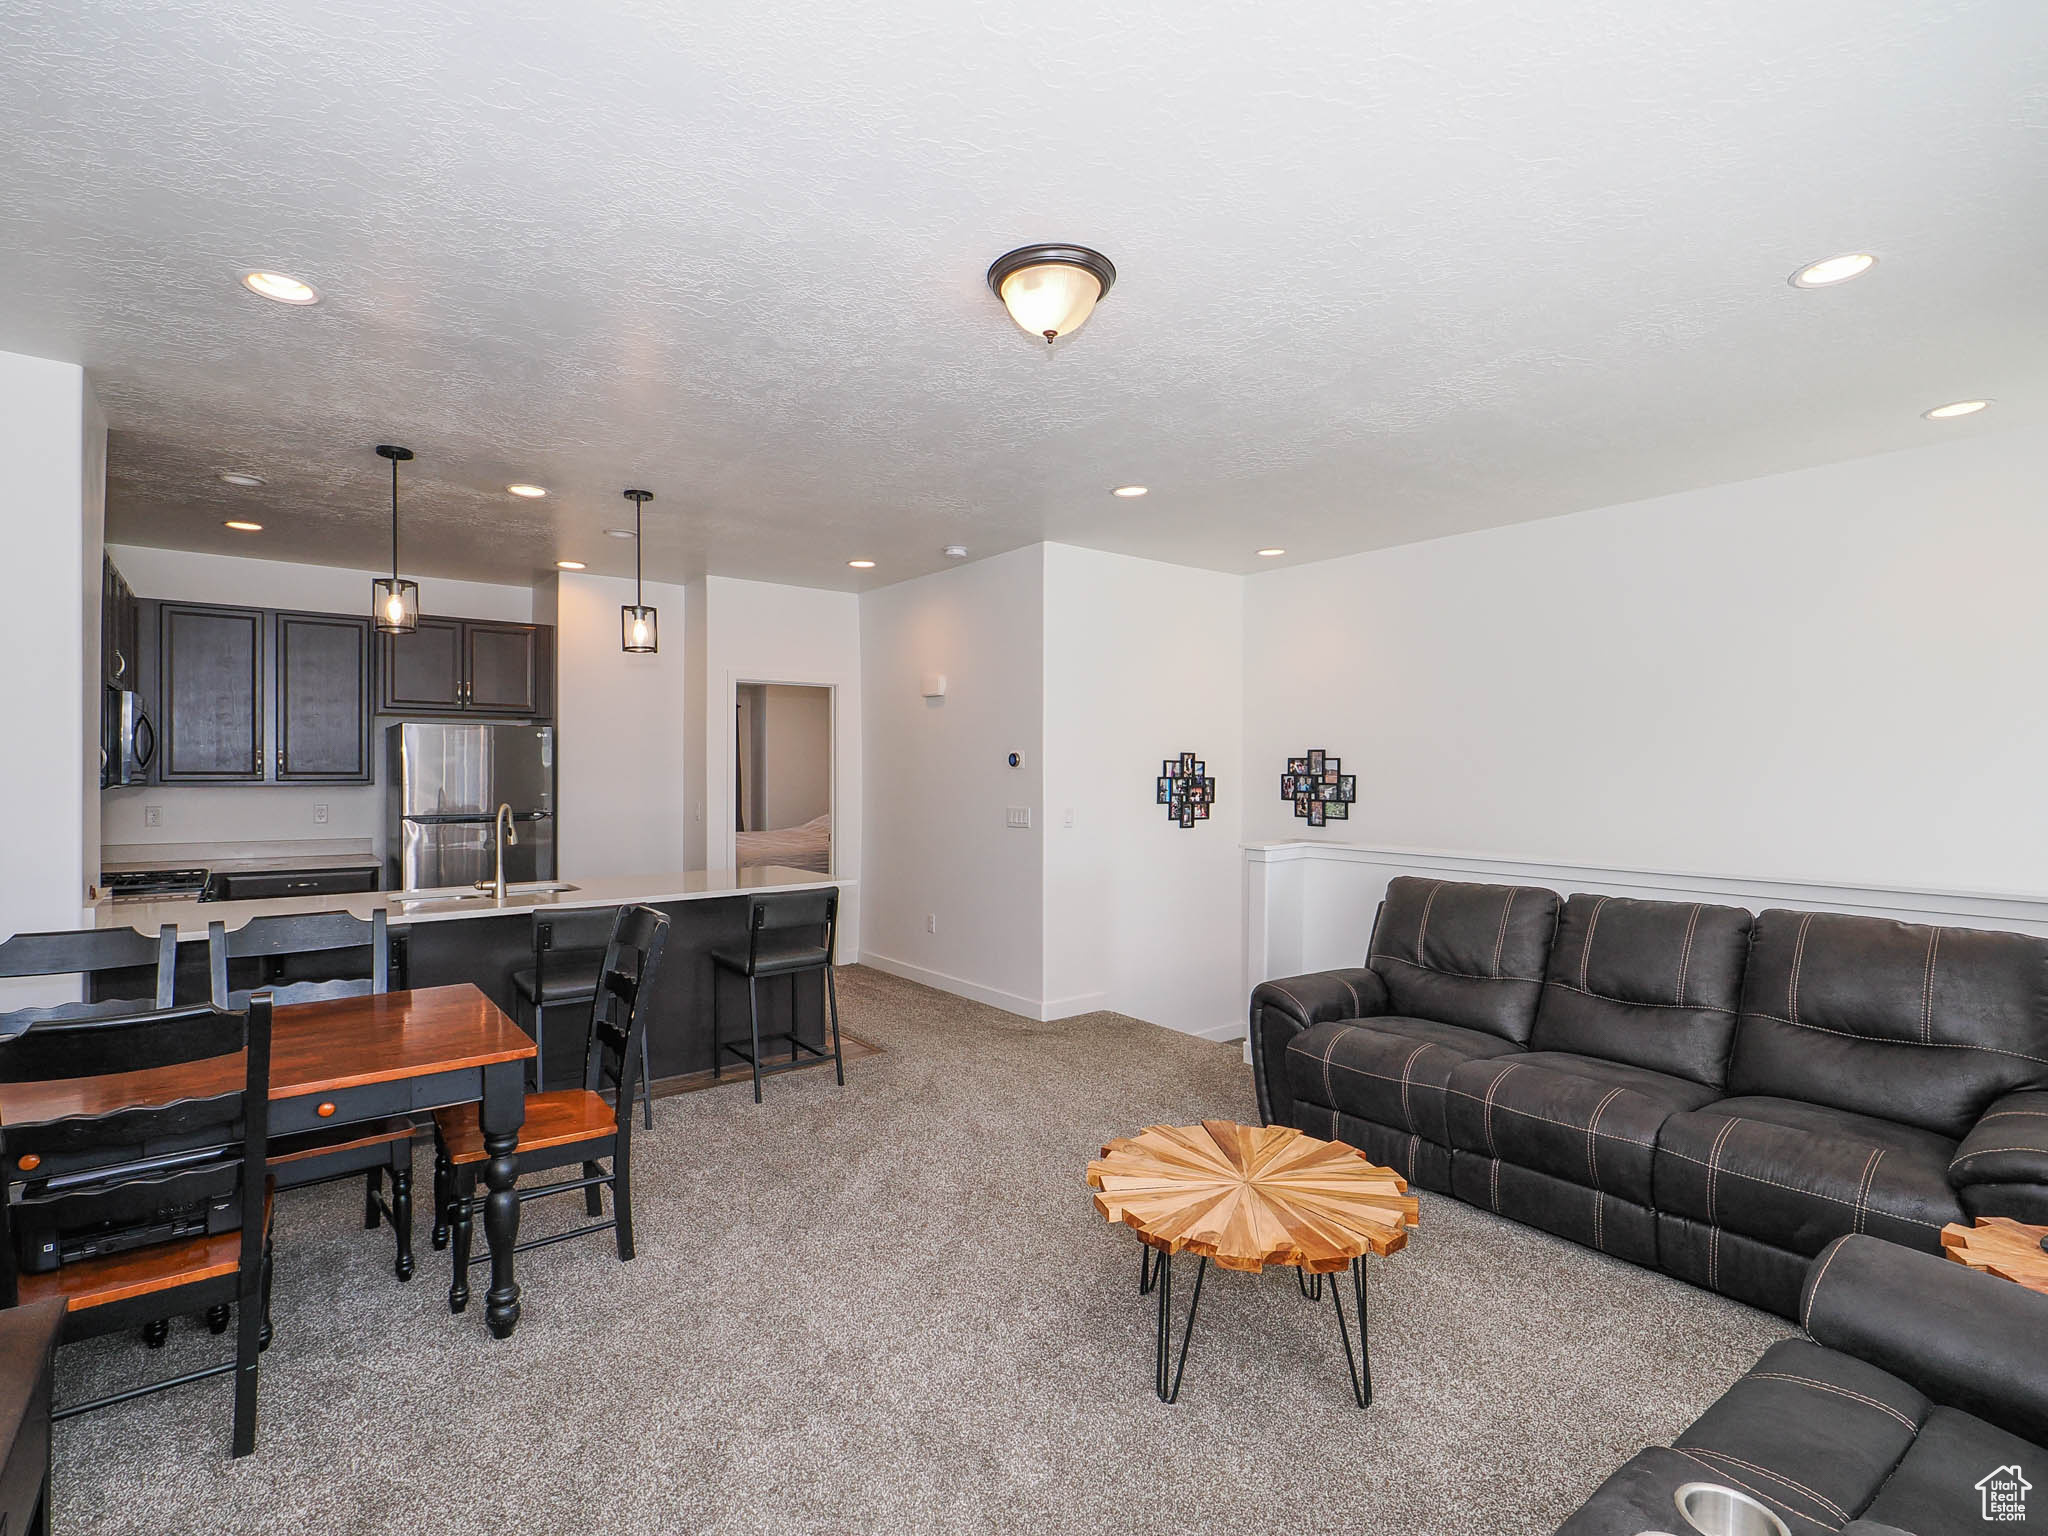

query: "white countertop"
xmin=100 ymin=840 xmax=382 ymax=877
xmin=93 ymin=866 xmax=848 ymax=938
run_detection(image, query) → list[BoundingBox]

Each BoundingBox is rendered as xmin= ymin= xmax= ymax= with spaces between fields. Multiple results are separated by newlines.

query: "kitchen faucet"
xmin=489 ymin=802 xmax=518 ymax=902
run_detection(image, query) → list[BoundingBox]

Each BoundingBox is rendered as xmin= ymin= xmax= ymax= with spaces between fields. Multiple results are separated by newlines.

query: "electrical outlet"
xmin=1006 ymin=806 xmax=1031 ymax=829
xmin=1063 ymin=808 xmax=1075 ymax=829
xmin=313 ymin=803 xmax=329 ymax=825
xmin=926 ymin=913 xmax=936 ymax=934
xmin=143 ymin=804 xmax=161 ymax=828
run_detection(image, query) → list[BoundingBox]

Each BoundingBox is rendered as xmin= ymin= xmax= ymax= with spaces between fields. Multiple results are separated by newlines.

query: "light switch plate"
xmin=1006 ymin=806 xmax=1031 ymax=829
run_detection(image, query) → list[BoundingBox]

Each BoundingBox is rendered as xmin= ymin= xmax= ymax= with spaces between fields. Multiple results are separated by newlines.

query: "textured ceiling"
xmin=1 ymin=0 xmax=2043 ymax=591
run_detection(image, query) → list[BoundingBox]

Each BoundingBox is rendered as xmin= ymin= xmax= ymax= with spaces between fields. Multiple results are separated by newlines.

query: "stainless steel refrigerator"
xmin=385 ymin=722 xmax=557 ymax=891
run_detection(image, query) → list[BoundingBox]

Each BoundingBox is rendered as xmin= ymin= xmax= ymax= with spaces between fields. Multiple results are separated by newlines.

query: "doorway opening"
xmin=734 ymin=683 xmax=833 ymax=873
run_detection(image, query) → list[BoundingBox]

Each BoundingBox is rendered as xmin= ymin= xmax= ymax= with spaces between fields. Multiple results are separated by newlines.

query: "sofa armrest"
xmin=1801 ymin=1234 xmax=2048 ymax=1446
xmin=1248 ymin=968 xmax=1387 ymax=1128
xmin=1954 ymin=1089 xmax=2048 ymax=1185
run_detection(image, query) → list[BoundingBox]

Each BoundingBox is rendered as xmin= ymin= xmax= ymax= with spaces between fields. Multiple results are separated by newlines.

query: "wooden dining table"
xmin=0 ymin=984 xmax=539 ymax=1338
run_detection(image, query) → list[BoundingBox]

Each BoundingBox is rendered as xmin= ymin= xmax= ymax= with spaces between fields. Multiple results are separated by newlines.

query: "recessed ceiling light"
xmin=1923 ymin=399 xmax=1991 ymax=420
xmin=218 ymin=472 xmax=265 ymax=488
xmin=942 ymin=545 xmax=968 ymax=560
xmin=224 ymin=520 xmax=263 ymax=533
xmin=1111 ymin=485 xmax=1148 ymax=498
xmin=848 ymin=559 xmax=876 ymax=570
xmin=1789 ymin=253 xmax=1877 ymax=289
xmin=240 ymin=271 xmax=319 ymax=305
xmin=555 ymin=560 xmax=586 ymax=570
xmin=1256 ymin=548 xmax=1285 ymax=558
xmin=507 ymin=484 xmax=547 ymax=499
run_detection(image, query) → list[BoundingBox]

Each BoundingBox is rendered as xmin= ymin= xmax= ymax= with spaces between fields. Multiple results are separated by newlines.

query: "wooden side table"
xmin=1940 ymin=1217 xmax=2048 ymax=1295
xmin=1088 ymin=1120 xmax=1418 ymax=1406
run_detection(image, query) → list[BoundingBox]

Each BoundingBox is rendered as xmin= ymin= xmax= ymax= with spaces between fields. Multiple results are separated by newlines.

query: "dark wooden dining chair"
xmin=511 ymin=907 xmax=654 ymax=1127
xmin=208 ymin=910 xmax=416 ymax=1281
xmin=710 ymin=889 xmax=842 ymax=1103
xmin=0 ymin=998 xmax=275 ymax=1458
xmin=0 ymin=1296 xmax=65 ymax=1535
xmin=431 ymin=906 xmax=670 ymax=1313
xmin=0 ymin=923 xmax=180 ymax=1029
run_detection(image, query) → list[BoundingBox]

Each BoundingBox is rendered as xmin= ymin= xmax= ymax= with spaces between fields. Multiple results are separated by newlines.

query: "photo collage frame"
xmin=1280 ymin=748 xmax=1355 ymax=827
xmin=1157 ymin=752 xmax=1216 ymax=829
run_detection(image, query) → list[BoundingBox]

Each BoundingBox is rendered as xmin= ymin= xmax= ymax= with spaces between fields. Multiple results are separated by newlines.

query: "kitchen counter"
xmin=93 ymin=865 xmax=846 ymax=938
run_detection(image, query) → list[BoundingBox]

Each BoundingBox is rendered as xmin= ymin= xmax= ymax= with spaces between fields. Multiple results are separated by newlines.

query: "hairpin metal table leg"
xmin=1328 ymin=1254 xmax=1371 ymax=1408
xmin=1297 ymin=1266 xmax=1323 ymax=1301
xmin=1153 ymin=1248 xmax=1208 ymax=1403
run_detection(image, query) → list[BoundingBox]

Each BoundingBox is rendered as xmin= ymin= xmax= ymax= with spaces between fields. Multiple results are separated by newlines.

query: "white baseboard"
xmin=860 ymin=951 xmax=1049 ymax=1020
xmin=1182 ymin=1019 xmax=1249 ymax=1044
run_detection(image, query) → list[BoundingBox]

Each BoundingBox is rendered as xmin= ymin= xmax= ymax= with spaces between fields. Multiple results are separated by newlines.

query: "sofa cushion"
xmin=1673 ymin=1338 xmax=1928 ymax=1531
xmin=1729 ymin=908 xmax=2048 ymax=1139
xmin=1656 ymin=1096 xmax=1963 ymax=1259
xmin=1530 ymin=894 xmax=1752 ymax=1086
xmin=1285 ymin=1015 xmax=1520 ymax=1148
xmin=1857 ymin=1406 xmax=2043 ymax=1534
xmin=1444 ymin=1051 xmax=1716 ymax=1205
xmin=1365 ymin=876 xmax=1559 ymax=1044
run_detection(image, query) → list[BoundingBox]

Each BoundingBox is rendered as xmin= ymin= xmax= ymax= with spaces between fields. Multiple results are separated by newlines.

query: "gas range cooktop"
xmin=102 ymin=868 xmax=210 ymax=901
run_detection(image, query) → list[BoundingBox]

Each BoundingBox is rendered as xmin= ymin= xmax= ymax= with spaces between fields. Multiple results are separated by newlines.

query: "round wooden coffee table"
xmin=1086 ymin=1119 xmax=1418 ymax=1406
xmin=1940 ymin=1217 xmax=2048 ymax=1295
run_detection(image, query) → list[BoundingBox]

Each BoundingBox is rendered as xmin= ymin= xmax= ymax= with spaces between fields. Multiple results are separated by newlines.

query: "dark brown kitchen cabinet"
xmin=101 ymin=556 xmax=139 ymax=689
xmin=157 ymin=602 xmax=265 ymax=782
xmin=377 ymin=619 xmax=551 ymax=718
xmin=275 ymin=612 xmax=373 ymax=782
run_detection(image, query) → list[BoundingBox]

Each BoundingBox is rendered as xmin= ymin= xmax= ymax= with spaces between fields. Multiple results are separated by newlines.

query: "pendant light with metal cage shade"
xmin=621 ymin=489 xmax=657 ymax=652
xmin=371 ymin=445 xmax=419 ymax=634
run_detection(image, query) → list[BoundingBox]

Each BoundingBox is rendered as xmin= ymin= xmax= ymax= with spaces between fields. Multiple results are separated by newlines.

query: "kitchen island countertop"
xmin=94 ymin=865 xmax=846 ymax=938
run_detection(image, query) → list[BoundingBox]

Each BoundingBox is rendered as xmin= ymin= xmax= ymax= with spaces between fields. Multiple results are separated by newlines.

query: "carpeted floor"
xmin=53 ymin=966 xmax=1792 ymax=1534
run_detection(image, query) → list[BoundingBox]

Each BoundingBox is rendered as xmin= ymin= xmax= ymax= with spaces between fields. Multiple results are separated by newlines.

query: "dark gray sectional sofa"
xmin=1250 ymin=876 xmax=2048 ymax=1317
xmin=1560 ymin=1234 xmax=2048 ymax=1534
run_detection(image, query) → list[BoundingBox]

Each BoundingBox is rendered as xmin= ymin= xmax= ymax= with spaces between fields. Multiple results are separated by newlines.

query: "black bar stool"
xmin=710 ymin=889 xmax=842 ymax=1103
xmin=0 ymin=923 xmax=179 ymax=1026
xmin=511 ymin=909 xmax=654 ymax=1128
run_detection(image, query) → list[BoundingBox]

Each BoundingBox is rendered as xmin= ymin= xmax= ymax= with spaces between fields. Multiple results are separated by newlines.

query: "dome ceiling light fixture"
xmin=371 ymin=445 xmax=419 ymax=635
xmin=1923 ymin=399 xmax=1991 ymax=420
xmin=241 ymin=271 xmax=320 ymax=305
xmin=987 ymin=244 xmax=1117 ymax=346
xmin=218 ymin=471 xmax=265 ymax=488
xmin=621 ymin=489 xmax=658 ymax=653
xmin=1789 ymin=252 xmax=1877 ymax=289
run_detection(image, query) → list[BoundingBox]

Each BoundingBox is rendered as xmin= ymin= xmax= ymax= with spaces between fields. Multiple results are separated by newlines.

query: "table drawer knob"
xmin=16 ymin=1155 xmax=39 ymax=1172
xmin=316 ymin=1102 xmax=337 ymax=1118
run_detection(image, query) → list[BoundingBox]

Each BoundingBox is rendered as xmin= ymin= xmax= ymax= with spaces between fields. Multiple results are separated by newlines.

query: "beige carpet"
xmin=52 ymin=965 xmax=1791 ymax=1534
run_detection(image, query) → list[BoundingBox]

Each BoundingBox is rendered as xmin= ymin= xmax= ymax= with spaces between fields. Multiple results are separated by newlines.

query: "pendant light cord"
xmin=390 ymin=452 xmax=400 ymax=581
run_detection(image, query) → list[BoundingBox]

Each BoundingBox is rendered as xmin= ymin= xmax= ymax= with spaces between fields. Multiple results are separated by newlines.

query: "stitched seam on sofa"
xmin=1852 ymin=1148 xmax=1883 ymax=1235
xmin=1415 ymin=880 xmax=1443 ymax=966
xmin=1704 ymin=1116 xmax=1739 ymax=1288
xmin=1586 ymin=1086 xmax=1625 ymax=1190
xmin=1407 ymin=1133 xmax=1419 ymax=1180
xmin=1745 ymin=1372 xmax=1922 ymax=1432
xmin=1663 ymin=1147 xmax=1945 ymax=1227
xmin=1481 ymin=1063 xmax=1525 ymax=1157
xmin=1489 ymin=1155 xmax=1500 ymax=1212
xmin=1973 ymin=1109 xmax=2048 ymax=1121
xmin=1490 ymin=889 xmax=1517 ymax=976
xmin=1673 ymin=902 xmax=1702 ymax=1007
xmin=1580 ymin=895 xmax=1609 ymax=991
xmin=1438 ymin=1086 xmax=1659 ymax=1145
xmin=1704 ymin=1117 xmax=1740 ymax=1227
xmin=1591 ymin=1187 xmax=1604 ymax=1252
xmin=1397 ymin=1043 xmax=1430 ymax=1135
xmin=1374 ymin=954 xmax=1540 ymax=984
xmin=1951 ymin=1143 xmax=2048 ymax=1161
xmin=1541 ymin=979 xmax=1734 ymax=1013
xmin=1801 ymin=1240 xmax=1846 ymax=1331
xmin=1671 ymin=1451 xmax=1813 ymax=1529
xmin=1787 ymin=911 xmax=1815 ymax=1028
xmin=1737 ymin=1013 xmax=2048 ymax=1066
xmin=1683 ymin=1450 xmax=1849 ymax=1524
xmin=1338 ymin=973 xmax=1362 ymax=1013
xmin=1319 ymin=1023 xmax=1359 ymax=1107
xmin=1259 ymin=981 xmax=1315 ymax=1022
xmin=1920 ymin=928 xmax=1940 ymax=1045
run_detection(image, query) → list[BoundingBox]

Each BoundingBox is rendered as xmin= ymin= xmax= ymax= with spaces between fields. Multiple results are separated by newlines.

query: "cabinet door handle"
xmin=316 ymin=1102 xmax=337 ymax=1118
xmin=110 ymin=649 xmax=127 ymax=680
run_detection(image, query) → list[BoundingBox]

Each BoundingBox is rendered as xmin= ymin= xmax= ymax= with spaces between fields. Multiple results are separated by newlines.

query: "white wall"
xmin=0 ymin=351 xmax=99 ymax=967
xmin=1242 ymin=430 xmax=2048 ymax=895
xmin=101 ymin=545 xmax=534 ymax=855
xmin=539 ymin=571 xmax=690 ymax=879
xmin=682 ymin=577 xmax=709 ymax=870
xmin=698 ymin=575 xmax=862 ymax=954
xmin=761 ymin=685 xmax=832 ymax=828
xmin=861 ymin=546 xmax=1043 ymax=1011
xmin=1041 ymin=545 xmax=1245 ymax=1036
